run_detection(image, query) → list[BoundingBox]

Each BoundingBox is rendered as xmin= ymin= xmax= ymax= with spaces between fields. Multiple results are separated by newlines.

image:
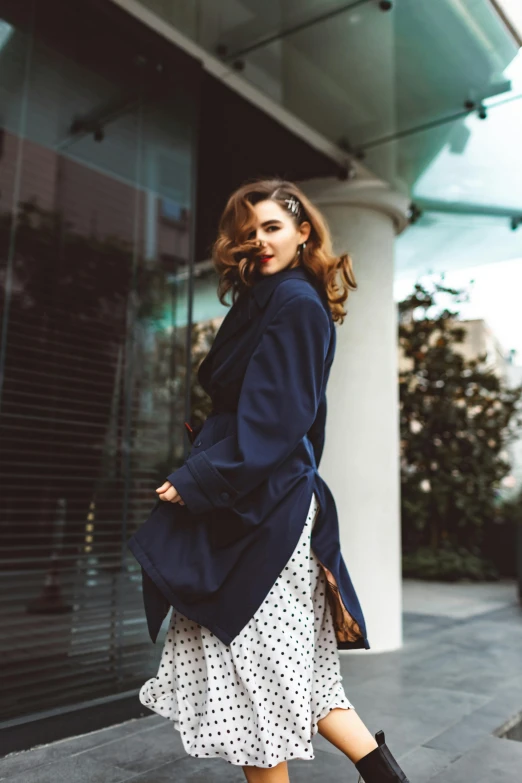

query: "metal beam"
xmin=489 ymin=0 xmax=522 ymax=47
xmin=107 ymin=0 xmax=370 ymax=175
xmin=222 ymin=0 xmax=372 ymax=61
xmin=413 ymin=200 xmax=522 ymax=222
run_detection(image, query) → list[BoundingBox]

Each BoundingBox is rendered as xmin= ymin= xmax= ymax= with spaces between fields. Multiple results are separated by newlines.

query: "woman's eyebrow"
xmin=260 ymin=219 xmax=282 ymax=227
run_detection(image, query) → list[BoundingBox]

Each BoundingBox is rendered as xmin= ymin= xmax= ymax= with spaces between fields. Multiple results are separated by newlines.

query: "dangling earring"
xmin=296 ymin=241 xmax=307 ymax=262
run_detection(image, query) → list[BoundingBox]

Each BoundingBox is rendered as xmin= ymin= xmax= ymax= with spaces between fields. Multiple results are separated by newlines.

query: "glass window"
xmin=0 ymin=0 xmax=201 ymax=721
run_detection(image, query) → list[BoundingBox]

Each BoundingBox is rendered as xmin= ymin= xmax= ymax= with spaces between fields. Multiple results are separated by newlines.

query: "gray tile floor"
xmin=2 ymin=580 xmax=522 ymax=782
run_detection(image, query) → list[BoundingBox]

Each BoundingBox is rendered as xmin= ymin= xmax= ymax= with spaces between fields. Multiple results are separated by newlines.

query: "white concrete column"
xmin=302 ymin=178 xmax=410 ymax=653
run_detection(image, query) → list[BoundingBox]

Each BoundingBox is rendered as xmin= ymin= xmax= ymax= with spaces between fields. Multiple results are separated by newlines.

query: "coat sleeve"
xmin=167 ymin=294 xmax=330 ymax=514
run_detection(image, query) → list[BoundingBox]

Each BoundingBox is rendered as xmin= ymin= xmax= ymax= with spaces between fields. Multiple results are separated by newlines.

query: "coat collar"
xmin=250 ymin=264 xmax=313 ymax=310
xmin=198 ymin=265 xmax=318 ymax=389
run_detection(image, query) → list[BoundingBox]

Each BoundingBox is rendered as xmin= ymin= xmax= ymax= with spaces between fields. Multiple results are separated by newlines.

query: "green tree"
xmin=398 ymin=278 xmax=522 ymax=579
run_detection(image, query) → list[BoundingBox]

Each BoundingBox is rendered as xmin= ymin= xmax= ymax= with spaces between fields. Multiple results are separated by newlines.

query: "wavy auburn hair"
xmin=211 ymin=178 xmax=357 ymax=324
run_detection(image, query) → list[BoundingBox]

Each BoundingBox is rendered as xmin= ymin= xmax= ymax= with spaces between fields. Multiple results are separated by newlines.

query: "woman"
xmin=127 ymin=179 xmax=410 ymax=782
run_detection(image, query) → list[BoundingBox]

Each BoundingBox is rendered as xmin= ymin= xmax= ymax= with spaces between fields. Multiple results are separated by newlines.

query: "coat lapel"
xmin=197 ymin=292 xmax=254 ymax=389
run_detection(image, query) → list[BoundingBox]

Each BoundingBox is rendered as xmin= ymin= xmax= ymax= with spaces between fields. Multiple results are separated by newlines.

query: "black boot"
xmin=355 ymin=730 xmax=410 ymax=782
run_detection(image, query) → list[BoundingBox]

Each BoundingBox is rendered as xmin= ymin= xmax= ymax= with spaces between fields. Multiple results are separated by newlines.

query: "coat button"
xmin=194 ymin=440 xmax=202 ymax=447
xmin=220 ymin=491 xmax=230 ymax=501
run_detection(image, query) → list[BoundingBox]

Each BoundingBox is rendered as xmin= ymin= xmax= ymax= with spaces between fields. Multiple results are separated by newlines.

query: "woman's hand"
xmin=156 ymin=481 xmax=185 ymax=505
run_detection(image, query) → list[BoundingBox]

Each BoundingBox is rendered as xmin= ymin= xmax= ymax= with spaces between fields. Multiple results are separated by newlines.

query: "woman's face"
xmin=247 ymin=199 xmax=311 ymax=276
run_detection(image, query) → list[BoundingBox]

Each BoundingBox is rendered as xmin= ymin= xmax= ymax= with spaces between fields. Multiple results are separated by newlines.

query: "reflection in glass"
xmin=0 ymin=0 xmax=200 ymax=720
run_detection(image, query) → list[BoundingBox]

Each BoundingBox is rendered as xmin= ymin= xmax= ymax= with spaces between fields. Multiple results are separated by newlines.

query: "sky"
xmin=394 ymin=256 xmax=522 ymax=364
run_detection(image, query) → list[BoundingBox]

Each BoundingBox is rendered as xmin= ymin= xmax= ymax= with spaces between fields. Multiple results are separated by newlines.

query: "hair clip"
xmin=284 ymin=197 xmax=301 ymax=216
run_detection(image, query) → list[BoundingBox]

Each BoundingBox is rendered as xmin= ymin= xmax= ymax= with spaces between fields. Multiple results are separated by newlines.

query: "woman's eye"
xmin=247 ymin=225 xmax=278 ymax=239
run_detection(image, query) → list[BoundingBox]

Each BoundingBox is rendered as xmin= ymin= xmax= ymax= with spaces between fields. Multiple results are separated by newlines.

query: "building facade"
xmin=1 ymin=0 xmax=521 ymax=753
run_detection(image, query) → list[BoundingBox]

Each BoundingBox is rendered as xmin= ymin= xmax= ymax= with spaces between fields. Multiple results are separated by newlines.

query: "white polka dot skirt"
xmin=139 ymin=491 xmax=354 ymax=768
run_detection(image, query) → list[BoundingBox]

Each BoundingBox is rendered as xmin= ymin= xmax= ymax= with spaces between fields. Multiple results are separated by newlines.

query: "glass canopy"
xmin=135 ymin=0 xmax=521 ymax=218
xmin=395 ymin=210 xmax=522 ymax=280
xmin=130 ymin=0 xmax=522 ymax=289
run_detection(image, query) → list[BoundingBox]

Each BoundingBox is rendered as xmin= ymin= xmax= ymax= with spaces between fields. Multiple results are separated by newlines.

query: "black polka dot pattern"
xmin=139 ymin=492 xmax=354 ymax=768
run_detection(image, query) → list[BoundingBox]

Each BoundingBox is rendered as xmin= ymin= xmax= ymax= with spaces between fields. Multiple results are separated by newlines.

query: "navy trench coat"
xmin=127 ymin=265 xmax=370 ymax=651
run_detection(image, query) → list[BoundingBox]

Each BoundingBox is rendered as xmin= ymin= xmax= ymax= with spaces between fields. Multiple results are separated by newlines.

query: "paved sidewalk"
xmin=1 ymin=580 xmax=522 ymax=782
